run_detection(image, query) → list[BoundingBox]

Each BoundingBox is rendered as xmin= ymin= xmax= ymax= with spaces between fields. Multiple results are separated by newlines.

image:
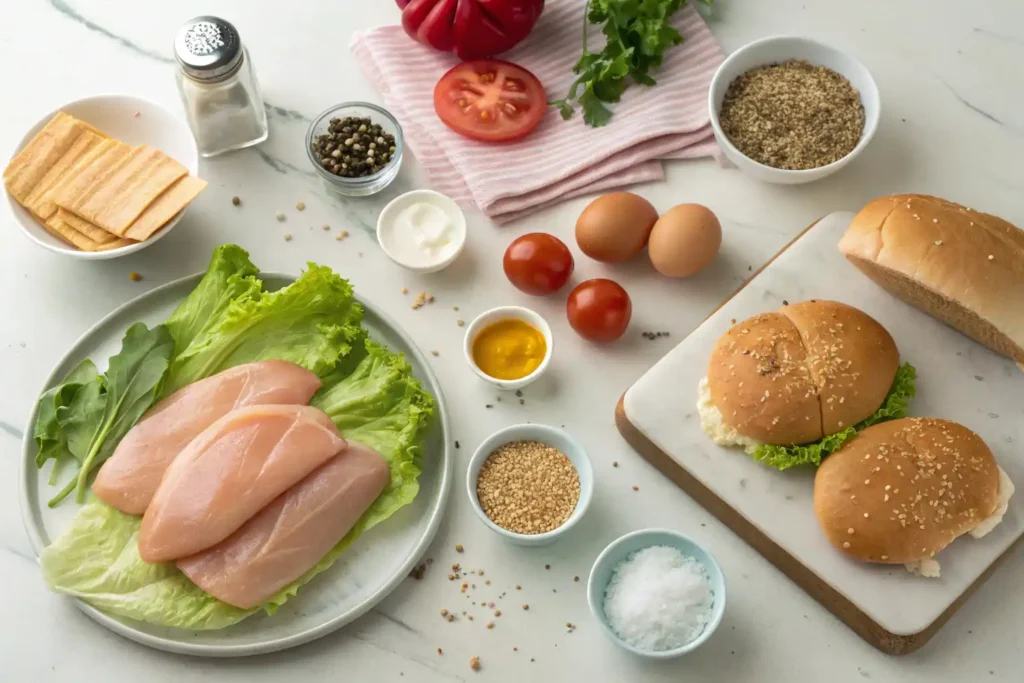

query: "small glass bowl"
xmin=305 ymin=102 xmax=404 ymax=197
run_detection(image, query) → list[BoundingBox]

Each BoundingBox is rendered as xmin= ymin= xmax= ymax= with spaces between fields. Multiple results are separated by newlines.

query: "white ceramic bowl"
xmin=463 ymin=306 xmax=553 ymax=391
xmin=3 ymin=94 xmax=199 ymax=259
xmin=376 ymin=189 xmax=466 ymax=273
xmin=588 ymin=529 xmax=727 ymax=659
xmin=466 ymin=423 xmax=593 ymax=547
xmin=708 ymin=35 xmax=880 ymax=184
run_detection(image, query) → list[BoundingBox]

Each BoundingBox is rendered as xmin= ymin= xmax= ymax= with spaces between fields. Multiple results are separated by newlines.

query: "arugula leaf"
xmin=554 ymin=0 xmax=710 ymax=125
xmin=33 ymin=360 xmax=99 ymax=470
xmin=45 ymin=323 xmax=175 ymax=507
xmin=750 ymin=363 xmax=918 ymax=471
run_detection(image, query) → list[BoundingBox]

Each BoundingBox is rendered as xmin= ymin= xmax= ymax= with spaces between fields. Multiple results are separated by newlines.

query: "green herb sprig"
xmin=551 ymin=0 xmax=713 ymax=127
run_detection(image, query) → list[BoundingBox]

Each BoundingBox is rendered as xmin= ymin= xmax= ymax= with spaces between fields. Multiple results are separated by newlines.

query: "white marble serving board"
xmin=623 ymin=211 xmax=1024 ymax=637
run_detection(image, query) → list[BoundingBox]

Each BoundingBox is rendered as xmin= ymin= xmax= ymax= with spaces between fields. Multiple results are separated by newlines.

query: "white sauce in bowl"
xmin=377 ymin=190 xmax=466 ymax=272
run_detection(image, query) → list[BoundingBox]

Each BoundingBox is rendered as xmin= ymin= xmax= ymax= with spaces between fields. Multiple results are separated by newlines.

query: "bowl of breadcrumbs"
xmin=467 ymin=423 xmax=593 ymax=546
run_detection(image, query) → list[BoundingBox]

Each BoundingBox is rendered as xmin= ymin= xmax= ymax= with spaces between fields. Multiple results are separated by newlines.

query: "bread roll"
xmin=814 ymin=418 xmax=1001 ymax=567
xmin=839 ymin=194 xmax=1024 ymax=366
xmin=706 ymin=300 xmax=898 ymax=445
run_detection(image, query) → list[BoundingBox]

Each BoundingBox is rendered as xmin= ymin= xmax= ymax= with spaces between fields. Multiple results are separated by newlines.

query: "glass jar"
xmin=174 ymin=16 xmax=268 ymax=157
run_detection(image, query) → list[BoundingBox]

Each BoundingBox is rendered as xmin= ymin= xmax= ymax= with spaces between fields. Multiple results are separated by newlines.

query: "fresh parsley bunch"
xmin=552 ymin=0 xmax=712 ymax=127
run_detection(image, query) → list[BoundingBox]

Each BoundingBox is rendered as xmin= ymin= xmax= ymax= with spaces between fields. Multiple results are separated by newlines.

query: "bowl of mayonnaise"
xmin=376 ymin=189 xmax=467 ymax=273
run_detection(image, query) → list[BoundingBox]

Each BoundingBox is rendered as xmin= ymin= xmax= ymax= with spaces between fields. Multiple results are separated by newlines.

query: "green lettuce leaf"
xmin=40 ymin=498 xmax=253 ymax=630
xmin=751 ymin=363 xmax=917 ymax=470
xmin=163 ymin=244 xmax=262 ymax=355
xmin=161 ymin=263 xmax=363 ymax=395
xmin=40 ymin=339 xmax=434 ymax=630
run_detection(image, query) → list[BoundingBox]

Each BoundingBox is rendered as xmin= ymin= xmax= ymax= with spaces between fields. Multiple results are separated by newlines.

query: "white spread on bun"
xmin=701 ymin=300 xmax=907 ymax=469
xmin=814 ymin=417 xmax=1012 ymax=578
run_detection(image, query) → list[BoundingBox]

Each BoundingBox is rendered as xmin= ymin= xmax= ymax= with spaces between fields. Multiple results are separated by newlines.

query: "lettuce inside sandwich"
xmin=698 ymin=299 xmax=916 ymax=470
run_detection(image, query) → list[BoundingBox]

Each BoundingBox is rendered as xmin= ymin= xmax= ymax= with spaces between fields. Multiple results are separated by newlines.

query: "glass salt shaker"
xmin=174 ymin=16 xmax=269 ymax=157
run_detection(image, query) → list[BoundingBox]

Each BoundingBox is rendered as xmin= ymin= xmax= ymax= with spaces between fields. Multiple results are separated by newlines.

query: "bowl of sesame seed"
xmin=708 ymin=35 xmax=880 ymax=184
xmin=467 ymin=423 xmax=593 ymax=546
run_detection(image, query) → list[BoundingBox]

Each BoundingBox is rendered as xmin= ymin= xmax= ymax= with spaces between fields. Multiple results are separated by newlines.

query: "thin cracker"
xmin=95 ymin=238 xmax=137 ymax=252
xmin=44 ymin=214 xmax=104 ymax=251
xmin=125 ymin=175 xmax=207 ymax=241
xmin=56 ymin=208 xmax=117 ymax=244
xmin=73 ymin=145 xmax=187 ymax=235
xmin=3 ymin=113 xmax=83 ymax=203
xmin=23 ymin=131 xmax=105 ymax=220
xmin=53 ymin=141 xmax=132 ymax=212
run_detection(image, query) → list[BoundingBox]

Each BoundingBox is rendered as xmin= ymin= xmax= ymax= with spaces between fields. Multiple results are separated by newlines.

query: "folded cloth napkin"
xmin=351 ymin=0 xmax=724 ymax=223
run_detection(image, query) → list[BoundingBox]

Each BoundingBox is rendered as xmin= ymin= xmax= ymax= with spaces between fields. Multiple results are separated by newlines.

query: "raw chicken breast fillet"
xmin=138 ymin=404 xmax=346 ymax=563
xmin=93 ymin=360 xmax=321 ymax=515
xmin=178 ymin=441 xmax=390 ymax=608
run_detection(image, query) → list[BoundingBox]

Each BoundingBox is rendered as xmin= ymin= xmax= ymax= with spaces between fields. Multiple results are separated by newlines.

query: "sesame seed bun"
xmin=814 ymin=418 xmax=1000 ymax=565
xmin=706 ymin=300 xmax=899 ymax=445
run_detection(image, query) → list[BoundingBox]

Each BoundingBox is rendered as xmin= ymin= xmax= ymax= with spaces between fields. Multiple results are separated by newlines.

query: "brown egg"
xmin=575 ymin=192 xmax=659 ymax=263
xmin=648 ymin=204 xmax=722 ymax=277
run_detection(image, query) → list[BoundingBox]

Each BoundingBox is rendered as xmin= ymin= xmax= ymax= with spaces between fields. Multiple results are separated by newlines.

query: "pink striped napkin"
xmin=351 ymin=1 xmax=724 ymax=223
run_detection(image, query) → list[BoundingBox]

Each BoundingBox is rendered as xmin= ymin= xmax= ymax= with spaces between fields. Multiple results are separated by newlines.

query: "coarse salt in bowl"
xmin=708 ymin=35 xmax=880 ymax=185
xmin=588 ymin=528 xmax=726 ymax=658
xmin=466 ymin=423 xmax=593 ymax=547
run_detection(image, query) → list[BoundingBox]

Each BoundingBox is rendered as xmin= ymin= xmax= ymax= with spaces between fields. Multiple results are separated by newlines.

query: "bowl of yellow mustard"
xmin=464 ymin=306 xmax=553 ymax=391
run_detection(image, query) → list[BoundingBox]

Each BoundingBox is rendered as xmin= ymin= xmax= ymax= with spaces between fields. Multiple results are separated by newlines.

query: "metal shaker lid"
xmin=174 ymin=16 xmax=242 ymax=81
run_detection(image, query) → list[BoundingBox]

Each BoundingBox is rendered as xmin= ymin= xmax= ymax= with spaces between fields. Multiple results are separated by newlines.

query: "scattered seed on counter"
xmin=437 ymin=648 xmax=443 ymax=655
xmin=431 ymin=350 xmax=440 ymax=357
xmin=129 ymin=272 xmax=142 ymax=282
xmin=519 ymin=398 xmax=525 ymax=405
xmin=613 ymin=461 xmax=619 ymax=468
xmin=284 ymin=233 xmax=293 ymax=241
xmin=495 ymin=609 xmax=502 ymax=617
xmin=411 ymin=291 xmax=435 ymax=310
xmin=522 ymin=604 xmax=529 ymax=610
xmin=486 ymin=622 xmax=494 ymax=629
xmin=485 ymin=404 xmax=493 ymax=409
xmin=453 ymin=305 xmax=459 ymax=311
xmin=322 ymin=224 xmax=330 ymax=231
xmin=295 ymin=201 xmax=305 ymax=211
xmin=440 ymin=608 xmax=449 ymax=617
xmin=275 ymin=212 xmax=285 ymax=221
xmin=485 ymin=580 xmax=491 ymax=585
xmin=632 ymin=485 xmax=639 ymax=491
xmin=456 ymin=544 xmax=464 ymax=553
xmin=455 ymin=441 xmax=461 ymax=449
xmin=478 ymin=570 xmax=485 ymax=576
xmin=515 ymin=390 xmax=523 ymax=398
xmin=545 ymin=564 xmax=551 ymax=570
xmin=574 ymin=576 xmax=580 ymax=582
xmin=468 ymin=615 xmax=474 ymax=621
xmin=476 ymin=441 xmax=581 ymax=535
xmin=409 ymin=562 xmax=427 ymax=580
xmin=446 ymin=614 xmax=455 ymax=622
xmin=457 ymin=319 xmax=465 ymax=327
xmin=470 ymin=656 xmax=481 ymax=671
xmin=231 ymin=196 xmax=241 ymax=206
xmin=516 ymin=584 xmax=522 ymax=590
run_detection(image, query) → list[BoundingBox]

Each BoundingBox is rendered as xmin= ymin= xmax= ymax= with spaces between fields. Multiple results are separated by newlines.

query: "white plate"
xmin=17 ymin=273 xmax=451 ymax=656
xmin=4 ymin=93 xmax=199 ymax=260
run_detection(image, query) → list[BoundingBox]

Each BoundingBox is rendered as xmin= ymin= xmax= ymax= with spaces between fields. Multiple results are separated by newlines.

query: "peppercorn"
xmin=311 ymin=116 xmax=396 ymax=179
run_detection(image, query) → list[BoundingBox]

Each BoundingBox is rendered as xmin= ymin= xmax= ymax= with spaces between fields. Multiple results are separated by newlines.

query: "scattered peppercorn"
xmin=455 ymin=440 xmax=460 ymax=449
xmin=612 ymin=461 xmax=619 ymax=467
xmin=409 ymin=562 xmax=427 ymax=580
xmin=437 ymin=648 xmax=443 ymax=655
xmin=311 ymin=116 xmax=396 ymax=178
xmin=574 ymin=576 xmax=580 ymax=582
xmin=545 ymin=564 xmax=551 ymax=570
xmin=128 ymin=272 xmax=142 ymax=282
xmin=231 ymin=196 xmax=240 ymax=206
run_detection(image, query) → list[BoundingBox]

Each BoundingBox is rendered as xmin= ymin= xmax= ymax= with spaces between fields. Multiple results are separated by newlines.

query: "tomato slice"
xmin=434 ymin=60 xmax=546 ymax=143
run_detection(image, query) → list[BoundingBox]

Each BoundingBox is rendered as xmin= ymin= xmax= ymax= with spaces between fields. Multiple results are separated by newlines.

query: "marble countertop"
xmin=2 ymin=1 xmax=1022 ymax=681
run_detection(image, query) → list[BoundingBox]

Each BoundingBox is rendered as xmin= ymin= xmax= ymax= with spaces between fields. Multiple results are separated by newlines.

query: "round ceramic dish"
xmin=463 ymin=306 xmax=553 ymax=391
xmin=466 ymin=423 xmax=593 ymax=547
xmin=376 ymin=189 xmax=467 ymax=273
xmin=3 ymin=94 xmax=199 ymax=259
xmin=305 ymin=102 xmax=403 ymax=197
xmin=708 ymin=35 xmax=880 ymax=184
xmin=18 ymin=272 xmax=452 ymax=657
xmin=588 ymin=528 xmax=727 ymax=658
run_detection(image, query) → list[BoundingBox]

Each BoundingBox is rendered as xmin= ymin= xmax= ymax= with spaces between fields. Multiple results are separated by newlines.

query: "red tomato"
xmin=397 ymin=0 xmax=545 ymax=61
xmin=434 ymin=60 xmax=547 ymax=143
xmin=567 ymin=279 xmax=632 ymax=343
xmin=503 ymin=233 xmax=574 ymax=296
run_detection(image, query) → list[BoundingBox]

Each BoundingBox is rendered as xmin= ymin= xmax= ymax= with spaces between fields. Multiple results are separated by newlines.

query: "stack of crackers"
xmin=3 ymin=112 xmax=207 ymax=252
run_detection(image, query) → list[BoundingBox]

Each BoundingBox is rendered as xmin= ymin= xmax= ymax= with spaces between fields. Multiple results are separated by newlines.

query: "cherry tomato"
xmin=434 ymin=60 xmax=547 ymax=143
xmin=567 ymin=279 xmax=632 ymax=343
xmin=503 ymin=233 xmax=574 ymax=296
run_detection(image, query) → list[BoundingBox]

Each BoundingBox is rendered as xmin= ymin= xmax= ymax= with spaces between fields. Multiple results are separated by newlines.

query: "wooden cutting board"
xmin=616 ymin=212 xmax=1024 ymax=655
